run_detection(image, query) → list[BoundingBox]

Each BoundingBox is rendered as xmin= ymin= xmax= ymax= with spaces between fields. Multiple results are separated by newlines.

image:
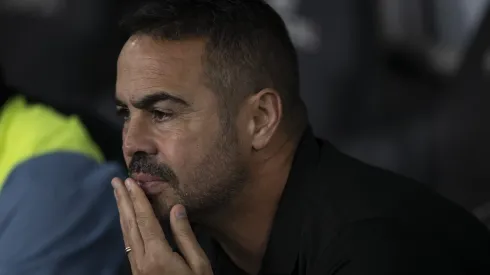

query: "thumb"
xmin=170 ymin=205 xmax=211 ymax=272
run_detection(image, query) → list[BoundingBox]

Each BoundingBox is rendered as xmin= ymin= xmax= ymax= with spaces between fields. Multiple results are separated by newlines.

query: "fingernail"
xmin=111 ymin=178 xmax=119 ymax=189
xmin=175 ymin=205 xmax=187 ymax=219
xmin=125 ymin=178 xmax=132 ymax=191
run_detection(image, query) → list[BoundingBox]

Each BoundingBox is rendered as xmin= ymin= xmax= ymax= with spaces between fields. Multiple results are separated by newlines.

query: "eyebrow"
xmin=116 ymin=91 xmax=189 ymax=109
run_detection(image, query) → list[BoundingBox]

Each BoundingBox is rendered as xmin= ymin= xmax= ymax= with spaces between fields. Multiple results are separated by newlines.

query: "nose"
xmin=122 ymin=119 xmax=158 ymax=157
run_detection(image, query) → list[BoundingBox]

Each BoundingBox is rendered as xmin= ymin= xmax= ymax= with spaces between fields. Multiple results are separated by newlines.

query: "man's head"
xmin=116 ymin=0 xmax=307 ymax=220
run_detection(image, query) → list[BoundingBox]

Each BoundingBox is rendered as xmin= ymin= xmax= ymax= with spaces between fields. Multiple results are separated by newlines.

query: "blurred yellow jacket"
xmin=0 ymin=96 xmax=104 ymax=190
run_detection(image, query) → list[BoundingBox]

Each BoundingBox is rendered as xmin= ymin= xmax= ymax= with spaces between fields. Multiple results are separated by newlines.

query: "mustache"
xmin=128 ymin=153 xmax=177 ymax=182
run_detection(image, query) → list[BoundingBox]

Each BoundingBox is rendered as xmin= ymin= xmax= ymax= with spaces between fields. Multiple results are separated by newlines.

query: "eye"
xmin=152 ymin=110 xmax=173 ymax=122
xmin=116 ymin=107 xmax=130 ymax=121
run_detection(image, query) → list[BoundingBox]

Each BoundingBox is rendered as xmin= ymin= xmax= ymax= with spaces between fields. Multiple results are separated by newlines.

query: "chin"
xmin=146 ymin=198 xmax=171 ymax=220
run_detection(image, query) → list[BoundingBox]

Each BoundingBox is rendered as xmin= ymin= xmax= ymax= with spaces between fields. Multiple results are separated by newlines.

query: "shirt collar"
xmin=258 ymin=127 xmax=321 ymax=274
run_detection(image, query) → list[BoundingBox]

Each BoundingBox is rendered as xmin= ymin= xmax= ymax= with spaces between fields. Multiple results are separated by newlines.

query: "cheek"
xmin=155 ymin=130 xmax=205 ymax=164
xmin=121 ymin=124 xmax=128 ymax=144
xmin=154 ymin=121 xmax=219 ymax=169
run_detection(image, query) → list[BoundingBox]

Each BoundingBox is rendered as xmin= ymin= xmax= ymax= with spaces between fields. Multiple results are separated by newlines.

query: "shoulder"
xmin=0 ymin=153 xmax=127 ymax=274
xmin=309 ymin=143 xmax=488 ymax=229
xmin=0 ymin=96 xmax=104 ymax=187
xmin=308 ymin=142 xmax=442 ymax=224
xmin=299 ymin=143 xmax=490 ymax=274
xmin=307 ymin=141 xmax=489 ymax=232
xmin=1 ymin=152 xmax=126 ymax=226
xmin=308 ymin=218 xmax=485 ymax=275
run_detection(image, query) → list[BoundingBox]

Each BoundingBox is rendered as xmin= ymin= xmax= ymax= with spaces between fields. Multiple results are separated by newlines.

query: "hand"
xmin=112 ymin=177 xmax=213 ymax=275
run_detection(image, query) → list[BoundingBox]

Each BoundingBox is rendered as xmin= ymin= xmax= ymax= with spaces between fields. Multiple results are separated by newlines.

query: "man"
xmin=0 ymin=85 xmax=127 ymax=274
xmin=112 ymin=0 xmax=490 ymax=274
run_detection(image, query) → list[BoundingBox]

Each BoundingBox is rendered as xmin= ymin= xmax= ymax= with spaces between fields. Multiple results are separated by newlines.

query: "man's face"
xmin=116 ymin=35 xmax=249 ymax=220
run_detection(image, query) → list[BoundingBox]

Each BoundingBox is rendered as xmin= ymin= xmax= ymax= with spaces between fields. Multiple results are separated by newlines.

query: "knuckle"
xmin=135 ymin=261 xmax=149 ymax=273
xmin=174 ymin=229 xmax=190 ymax=241
xmin=124 ymin=217 xmax=138 ymax=233
xmin=136 ymin=215 xmax=150 ymax=228
xmin=129 ymin=191 xmax=137 ymax=202
xmin=142 ymin=231 xmax=162 ymax=243
xmin=173 ymin=224 xmax=192 ymax=240
xmin=134 ymin=262 xmax=145 ymax=273
xmin=135 ymin=211 xmax=155 ymax=228
xmin=137 ymin=255 xmax=167 ymax=274
xmin=139 ymin=265 xmax=156 ymax=274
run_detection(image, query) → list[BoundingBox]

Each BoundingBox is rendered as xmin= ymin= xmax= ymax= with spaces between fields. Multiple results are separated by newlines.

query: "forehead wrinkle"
xmin=119 ymin=37 xmax=204 ymax=78
xmin=117 ymin=36 xmax=211 ymax=105
xmin=123 ymin=59 xmax=190 ymax=90
xmin=128 ymin=55 xmax=180 ymax=72
xmin=127 ymin=69 xmax=195 ymax=93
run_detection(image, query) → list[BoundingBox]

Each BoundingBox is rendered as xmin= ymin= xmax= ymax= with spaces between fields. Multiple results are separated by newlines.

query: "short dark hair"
xmin=121 ymin=0 xmax=307 ymax=134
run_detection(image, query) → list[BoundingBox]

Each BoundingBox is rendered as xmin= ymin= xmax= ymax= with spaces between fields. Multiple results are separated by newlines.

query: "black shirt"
xmin=192 ymin=128 xmax=490 ymax=275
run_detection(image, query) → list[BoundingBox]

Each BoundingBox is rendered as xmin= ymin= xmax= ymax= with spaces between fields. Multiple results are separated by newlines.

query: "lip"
xmin=131 ymin=173 xmax=163 ymax=183
xmin=130 ymin=173 xmax=168 ymax=195
xmin=137 ymin=181 xmax=168 ymax=195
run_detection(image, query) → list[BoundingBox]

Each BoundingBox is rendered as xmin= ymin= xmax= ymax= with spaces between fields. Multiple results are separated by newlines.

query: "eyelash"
xmin=116 ymin=108 xmax=130 ymax=121
xmin=115 ymin=108 xmax=173 ymax=122
xmin=151 ymin=110 xmax=173 ymax=122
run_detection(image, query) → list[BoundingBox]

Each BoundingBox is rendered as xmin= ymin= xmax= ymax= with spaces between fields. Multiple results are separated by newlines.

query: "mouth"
xmin=130 ymin=173 xmax=169 ymax=195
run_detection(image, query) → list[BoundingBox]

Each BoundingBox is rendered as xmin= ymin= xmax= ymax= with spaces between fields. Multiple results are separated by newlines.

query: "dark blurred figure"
xmin=0 ymin=0 xmax=126 ymax=163
xmin=0 ymin=70 xmax=128 ymax=274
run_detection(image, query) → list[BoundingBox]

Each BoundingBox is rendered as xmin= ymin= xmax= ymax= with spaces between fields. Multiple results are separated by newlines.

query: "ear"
xmin=248 ymin=88 xmax=282 ymax=151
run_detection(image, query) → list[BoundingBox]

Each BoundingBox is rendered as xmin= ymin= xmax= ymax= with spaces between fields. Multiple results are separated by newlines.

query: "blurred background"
xmin=1 ymin=0 xmax=489 ymax=227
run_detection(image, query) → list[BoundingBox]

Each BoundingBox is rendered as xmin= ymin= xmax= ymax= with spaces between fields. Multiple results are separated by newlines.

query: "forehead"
xmin=116 ymin=35 xmax=208 ymax=103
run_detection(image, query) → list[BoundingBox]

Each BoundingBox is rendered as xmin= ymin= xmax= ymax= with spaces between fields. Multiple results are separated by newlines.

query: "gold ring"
xmin=125 ymin=246 xmax=132 ymax=254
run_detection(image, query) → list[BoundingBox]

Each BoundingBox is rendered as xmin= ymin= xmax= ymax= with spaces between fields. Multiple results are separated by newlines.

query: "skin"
xmin=114 ymin=35 xmax=300 ymax=274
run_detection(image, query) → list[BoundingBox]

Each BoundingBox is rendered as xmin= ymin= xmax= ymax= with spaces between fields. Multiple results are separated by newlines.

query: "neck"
xmin=199 ymin=134 xmax=300 ymax=274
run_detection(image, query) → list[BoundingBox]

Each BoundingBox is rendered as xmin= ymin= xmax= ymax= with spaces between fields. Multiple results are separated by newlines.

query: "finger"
xmin=112 ymin=177 xmax=144 ymax=257
xmin=120 ymin=215 xmax=138 ymax=275
xmin=120 ymin=219 xmax=138 ymax=274
xmin=170 ymin=205 xmax=212 ymax=273
xmin=125 ymin=178 xmax=171 ymax=252
xmin=112 ymin=178 xmax=139 ymax=273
